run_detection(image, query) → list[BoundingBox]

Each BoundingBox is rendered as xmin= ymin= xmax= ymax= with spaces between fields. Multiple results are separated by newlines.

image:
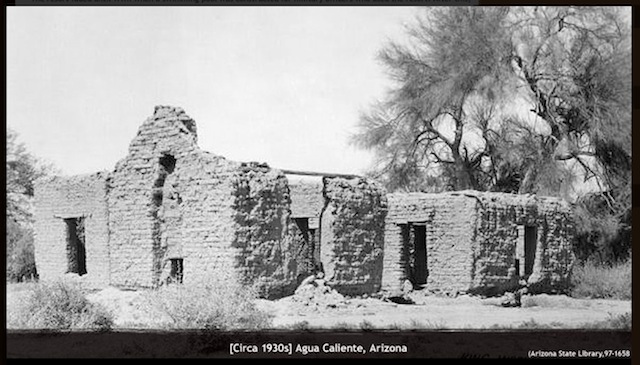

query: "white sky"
xmin=7 ymin=6 xmax=420 ymax=176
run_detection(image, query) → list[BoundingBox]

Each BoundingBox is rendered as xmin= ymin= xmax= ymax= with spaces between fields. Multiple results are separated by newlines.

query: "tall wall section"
xmin=320 ymin=177 xmax=387 ymax=295
xmin=106 ymin=106 xmax=299 ymax=297
xmin=33 ymin=172 xmax=111 ymax=288
xmin=161 ymin=151 xmax=242 ymax=288
xmin=107 ymin=106 xmax=242 ymax=288
xmin=231 ymin=163 xmax=298 ymax=299
xmin=384 ymin=193 xmax=477 ymax=296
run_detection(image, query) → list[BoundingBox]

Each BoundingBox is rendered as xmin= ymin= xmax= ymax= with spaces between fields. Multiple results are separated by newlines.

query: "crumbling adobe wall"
xmin=527 ymin=197 xmax=575 ymax=293
xmin=107 ymin=106 xmax=299 ymax=297
xmin=468 ymin=191 xmax=575 ymax=295
xmin=467 ymin=192 xmax=536 ymax=295
xmin=166 ymin=151 xmax=245 ymax=289
xmin=108 ymin=106 xmax=242 ymax=288
xmin=384 ymin=193 xmax=477 ymax=296
xmin=320 ymin=177 xmax=387 ymax=295
xmin=231 ymin=163 xmax=298 ymax=299
xmin=33 ymin=172 xmax=111 ymax=288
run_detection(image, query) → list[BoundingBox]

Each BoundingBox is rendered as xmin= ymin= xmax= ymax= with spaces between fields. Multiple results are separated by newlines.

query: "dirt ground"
xmin=252 ymin=280 xmax=631 ymax=329
xmin=6 ymin=282 xmax=631 ymax=330
xmin=256 ymin=295 xmax=631 ymax=329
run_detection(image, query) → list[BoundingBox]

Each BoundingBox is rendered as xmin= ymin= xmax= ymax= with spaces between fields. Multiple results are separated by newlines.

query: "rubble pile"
xmin=288 ymin=276 xmax=350 ymax=311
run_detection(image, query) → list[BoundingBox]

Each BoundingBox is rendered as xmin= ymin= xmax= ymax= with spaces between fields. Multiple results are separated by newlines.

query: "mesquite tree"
xmin=354 ymin=6 xmax=631 ymax=261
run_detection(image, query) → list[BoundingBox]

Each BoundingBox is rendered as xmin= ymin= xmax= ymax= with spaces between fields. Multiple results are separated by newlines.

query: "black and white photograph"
xmin=6 ymin=4 xmax=633 ymax=359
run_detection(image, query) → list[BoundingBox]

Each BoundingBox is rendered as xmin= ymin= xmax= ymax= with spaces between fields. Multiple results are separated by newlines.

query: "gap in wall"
xmin=64 ymin=217 xmax=87 ymax=276
xmin=151 ymin=154 xmax=176 ymax=287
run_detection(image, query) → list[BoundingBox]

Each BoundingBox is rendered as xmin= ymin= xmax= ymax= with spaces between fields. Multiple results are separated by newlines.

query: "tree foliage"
xmin=508 ymin=6 xmax=631 ymax=196
xmin=507 ymin=6 xmax=631 ymax=262
xmin=6 ymin=218 xmax=37 ymax=282
xmin=6 ymin=128 xmax=56 ymax=281
xmin=354 ymin=6 xmax=631 ymax=262
xmin=6 ymin=128 xmax=55 ymax=222
xmin=354 ymin=7 xmax=514 ymax=192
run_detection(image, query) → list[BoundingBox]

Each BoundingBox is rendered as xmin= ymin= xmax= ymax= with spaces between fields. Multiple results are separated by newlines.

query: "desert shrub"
xmin=570 ymin=259 xmax=631 ymax=300
xmin=8 ymin=280 xmax=113 ymax=330
xmin=578 ymin=313 xmax=632 ymax=330
xmin=609 ymin=312 xmax=632 ymax=330
xmin=359 ymin=320 xmax=375 ymax=331
xmin=151 ymin=278 xmax=273 ymax=330
xmin=287 ymin=321 xmax=312 ymax=331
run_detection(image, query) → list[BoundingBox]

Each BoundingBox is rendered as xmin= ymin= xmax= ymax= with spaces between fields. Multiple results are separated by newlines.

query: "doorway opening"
xmin=524 ymin=226 xmax=537 ymax=276
xmin=65 ymin=217 xmax=87 ymax=276
xmin=411 ymin=223 xmax=428 ymax=288
xmin=516 ymin=225 xmax=537 ymax=277
xmin=401 ymin=222 xmax=428 ymax=289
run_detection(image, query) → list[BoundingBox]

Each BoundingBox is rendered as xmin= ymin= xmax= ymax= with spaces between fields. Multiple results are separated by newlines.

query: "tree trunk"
xmin=452 ymin=153 xmax=475 ymax=191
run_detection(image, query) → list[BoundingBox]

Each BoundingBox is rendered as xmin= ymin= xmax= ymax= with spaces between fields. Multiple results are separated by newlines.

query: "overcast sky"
xmin=7 ymin=6 xmax=420 ymax=176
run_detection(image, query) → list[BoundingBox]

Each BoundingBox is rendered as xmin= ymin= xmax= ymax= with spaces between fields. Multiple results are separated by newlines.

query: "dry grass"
xmin=287 ymin=320 xmax=312 ymax=331
xmin=571 ymin=260 xmax=631 ymax=300
xmin=359 ymin=320 xmax=375 ymax=331
xmin=583 ymin=312 xmax=632 ymax=330
xmin=328 ymin=319 xmax=447 ymax=331
xmin=486 ymin=312 xmax=631 ymax=330
xmin=6 ymin=280 xmax=113 ymax=331
xmin=148 ymin=278 xmax=273 ymax=330
xmin=331 ymin=321 xmax=356 ymax=331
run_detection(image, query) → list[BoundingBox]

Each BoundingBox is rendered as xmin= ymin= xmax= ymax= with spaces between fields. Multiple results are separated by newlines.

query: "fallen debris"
xmin=288 ymin=276 xmax=350 ymax=311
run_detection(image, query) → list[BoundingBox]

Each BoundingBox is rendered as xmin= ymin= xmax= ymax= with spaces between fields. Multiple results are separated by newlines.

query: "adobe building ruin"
xmin=33 ymin=106 xmax=575 ymax=298
xmin=383 ymin=191 xmax=575 ymax=296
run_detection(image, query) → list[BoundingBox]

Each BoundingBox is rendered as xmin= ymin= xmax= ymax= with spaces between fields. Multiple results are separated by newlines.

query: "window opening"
xmin=169 ymin=258 xmax=183 ymax=284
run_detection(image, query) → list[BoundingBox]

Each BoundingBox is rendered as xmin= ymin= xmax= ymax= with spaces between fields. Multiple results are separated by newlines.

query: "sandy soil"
xmin=252 ymin=279 xmax=631 ymax=329
xmin=255 ymin=294 xmax=631 ymax=329
xmin=7 ymin=283 xmax=631 ymax=330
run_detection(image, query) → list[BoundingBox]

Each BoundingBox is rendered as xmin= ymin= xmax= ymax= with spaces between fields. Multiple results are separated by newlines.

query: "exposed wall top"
xmin=389 ymin=190 xmax=571 ymax=210
xmin=35 ymin=171 xmax=110 ymax=189
xmin=450 ymin=190 xmax=572 ymax=211
xmin=118 ymin=105 xmax=202 ymax=166
xmin=150 ymin=105 xmax=198 ymax=142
